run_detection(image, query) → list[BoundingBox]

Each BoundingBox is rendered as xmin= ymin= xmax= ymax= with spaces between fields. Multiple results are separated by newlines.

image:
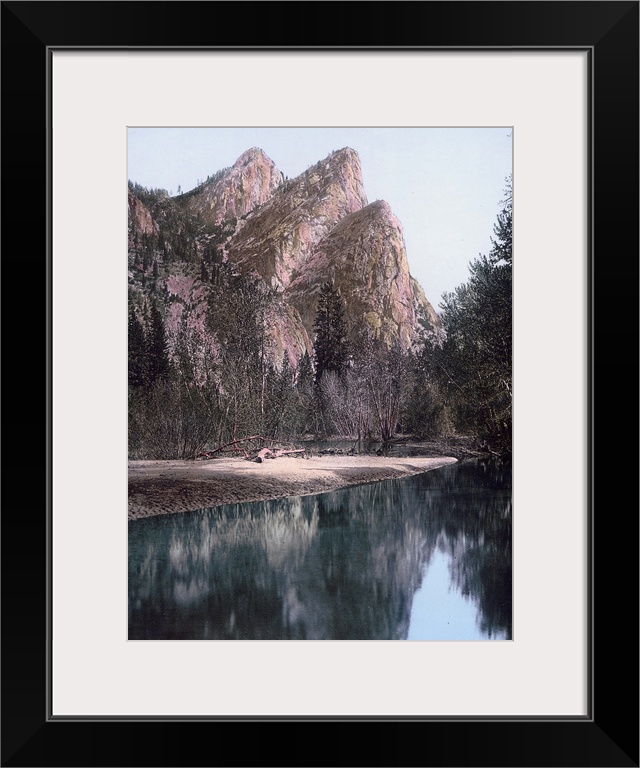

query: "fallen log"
xmin=251 ymin=448 xmax=306 ymax=463
xmin=196 ymin=436 xmax=297 ymax=461
xmin=253 ymin=448 xmax=275 ymax=463
xmin=207 ymin=435 xmax=292 ymax=457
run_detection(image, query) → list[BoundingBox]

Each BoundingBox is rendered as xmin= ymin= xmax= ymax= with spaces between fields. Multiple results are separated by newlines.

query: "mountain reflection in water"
xmin=128 ymin=459 xmax=511 ymax=640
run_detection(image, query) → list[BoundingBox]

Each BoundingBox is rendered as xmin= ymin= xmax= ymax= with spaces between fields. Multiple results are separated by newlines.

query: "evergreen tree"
xmin=292 ymin=350 xmax=316 ymax=436
xmin=266 ymin=355 xmax=298 ymax=438
xmin=313 ymin=282 xmax=350 ymax=384
xmin=128 ymin=306 xmax=147 ymax=388
xmin=296 ymin=351 xmax=314 ymax=391
xmin=147 ymin=303 xmax=171 ymax=386
xmin=489 ymin=176 xmax=512 ymax=266
xmin=279 ymin=355 xmax=294 ymax=392
xmin=151 ymin=260 xmax=159 ymax=293
xmin=436 ymin=177 xmax=512 ymax=450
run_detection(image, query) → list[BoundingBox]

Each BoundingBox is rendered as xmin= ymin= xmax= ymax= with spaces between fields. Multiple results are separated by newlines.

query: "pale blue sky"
xmin=128 ymin=127 xmax=512 ymax=313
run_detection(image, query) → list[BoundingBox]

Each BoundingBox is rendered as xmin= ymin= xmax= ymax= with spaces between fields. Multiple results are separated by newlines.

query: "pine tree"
xmin=436 ymin=177 xmax=512 ymax=450
xmin=128 ymin=306 xmax=148 ymax=387
xmin=147 ymin=303 xmax=171 ymax=386
xmin=296 ymin=351 xmax=314 ymax=392
xmin=267 ymin=355 xmax=297 ymax=438
xmin=151 ymin=260 xmax=159 ymax=293
xmin=313 ymin=282 xmax=350 ymax=384
xmin=489 ymin=176 xmax=512 ymax=267
xmin=291 ymin=350 xmax=316 ymax=436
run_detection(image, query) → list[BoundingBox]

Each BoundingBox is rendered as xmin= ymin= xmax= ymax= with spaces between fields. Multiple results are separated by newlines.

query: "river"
xmin=128 ymin=458 xmax=511 ymax=640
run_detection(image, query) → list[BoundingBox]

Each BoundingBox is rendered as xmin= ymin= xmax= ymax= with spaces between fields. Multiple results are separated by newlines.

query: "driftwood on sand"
xmin=251 ymin=448 xmax=305 ymax=463
xmin=196 ymin=436 xmax=305 ymax=462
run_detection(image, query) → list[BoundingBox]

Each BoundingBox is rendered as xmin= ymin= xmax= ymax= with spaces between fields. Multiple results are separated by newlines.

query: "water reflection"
xmin=128 ymin=459 xmax=511 ymax=640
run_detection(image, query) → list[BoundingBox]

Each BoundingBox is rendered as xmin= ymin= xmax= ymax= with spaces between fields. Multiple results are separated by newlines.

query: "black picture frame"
xmin=3 ymin=2 xmax=638 ymax=766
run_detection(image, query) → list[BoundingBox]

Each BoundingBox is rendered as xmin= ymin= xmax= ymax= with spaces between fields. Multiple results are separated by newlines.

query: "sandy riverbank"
xmin=128 ymin=455 xmax=457 ymax=520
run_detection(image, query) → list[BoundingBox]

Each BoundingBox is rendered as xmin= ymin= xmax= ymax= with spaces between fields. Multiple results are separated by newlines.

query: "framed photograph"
xmin=3 ymin=2 xmax=637 ymax=766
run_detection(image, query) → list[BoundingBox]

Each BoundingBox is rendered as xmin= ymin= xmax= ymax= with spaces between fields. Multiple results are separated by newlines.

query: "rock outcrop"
xmin=265 ymin=301 xmax=312 ymax=369
xmin=286 ymin=200 xmax=437 ymax=348
xmin=225 ymin=147 xmax=368 ymax=291
xmin=128 ymin=146 xmax=439 ymax=371
xmin=128 ymin=192 xmax=158 ymax=237
xmin=184 ymin=147 xmax=282 ymax=226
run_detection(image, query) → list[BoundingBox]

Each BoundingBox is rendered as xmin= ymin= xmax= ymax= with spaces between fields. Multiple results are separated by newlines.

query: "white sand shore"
xmin=128 ymin=455 xmax=457 ymax=520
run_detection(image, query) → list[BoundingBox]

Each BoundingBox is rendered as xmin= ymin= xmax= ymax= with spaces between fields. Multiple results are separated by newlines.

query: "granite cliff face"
xmin=128 ymin=192 xmax=157 ymax=237
xmin=286 ymin=199 xmax=437 ymax=348
xmin=225 ymin=147 xmax=368 ymax=291
xmin=128 ymin=146 xmax=439 ymax=371
xmin=184 ymin=147 xmax=282 ymax=226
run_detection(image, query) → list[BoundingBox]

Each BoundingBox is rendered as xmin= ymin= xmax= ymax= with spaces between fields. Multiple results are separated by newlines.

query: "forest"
xmin=128 ymin=178 xmax=512 ymax=460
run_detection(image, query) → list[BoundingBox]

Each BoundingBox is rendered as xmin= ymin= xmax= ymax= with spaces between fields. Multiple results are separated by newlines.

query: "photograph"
xmin=1 ymin=0 xmax=635 ymax=760
xmin=127 ymin=127 xmax=513 ymax=641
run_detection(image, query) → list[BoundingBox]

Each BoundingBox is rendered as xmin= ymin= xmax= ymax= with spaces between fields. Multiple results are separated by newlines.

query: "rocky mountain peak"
xmin=303 ymin=146 xmax=367 ymax=213
xmin=285 ymin=197 xmax=435 ymax=349
xmin=224 ymin=148 xmax=368 ymax=291
xmin=185 ymin=147 xmax=282 ymax=226
xmin=332 ymin=198 xmax=399 ymax=233
xmin=233 ymin=146 xmax=273 ymax=169
xmin=366 ymin=198 xmax=394 ymax=216
xmin=129 ymin=145 xmax=440 ymax=376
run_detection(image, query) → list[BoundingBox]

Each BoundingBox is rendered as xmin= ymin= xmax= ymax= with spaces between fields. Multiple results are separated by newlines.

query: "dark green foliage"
xmin=289 ymin=351 xmax=316 ymax=437
xmin=176 ymin=167 xmax=229 ymax=201
xmin=128 ymin=306 xmax=148 ymax=388
xmin=312 ymin=282 xmax=353 ymax=434
xmin=147 ymin=303 xmax=171 ymax=386
xmin=403 ymin=347 xmax=452 ymax=438
xmin=278 ymin=355 xmax=294 ymax=398
xmin=435 ymin=177 xmax=512 ymax=451
xmin=128 ymin=180 xmax=168 ymax=207
xmin=489 ymin=180 xmax=512 ymax=266
xmin=296 ymin=351 xmax=314 ymax=392
xmin=149 ymin=197 xmax=205 ymax=266
xmin=313 ymin=282 xmax=350 ymax=384
xmin=264 ymin=356 xmax=297 ymax=438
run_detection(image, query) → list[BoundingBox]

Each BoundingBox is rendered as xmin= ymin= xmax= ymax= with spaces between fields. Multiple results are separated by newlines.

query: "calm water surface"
xmin=128 ymin=459 xmax=511 ymax=640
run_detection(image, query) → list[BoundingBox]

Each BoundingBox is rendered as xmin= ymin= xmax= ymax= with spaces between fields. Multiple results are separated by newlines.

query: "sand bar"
xmin=128 ymin=455 xmax=457 ymax=520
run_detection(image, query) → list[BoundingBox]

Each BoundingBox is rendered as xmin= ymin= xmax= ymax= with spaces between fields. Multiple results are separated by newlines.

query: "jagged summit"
xmin=232 ymin=146 xmax=274 ymax=168
xmin=366 ymin=199 xmax=393 ymax=214
xmin=128 ymin=144 xmax=439 ymax=372
xmin=330 ymin=199 xmax=399 ymax=231
xmin=184 ymin=147 xmax=282 ymax=226
xmin=224 ymin=147 xmax=368 ymax=290
xmin=322 ymin=146 xmax=360 ymax=163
